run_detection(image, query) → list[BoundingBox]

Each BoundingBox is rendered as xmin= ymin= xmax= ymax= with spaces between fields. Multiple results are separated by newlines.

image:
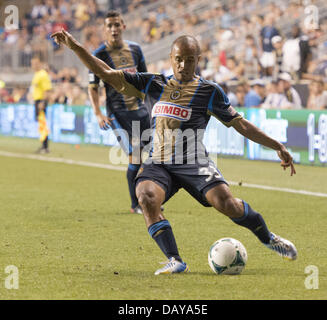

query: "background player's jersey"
xmin=116 ymin=72 xmax=242 ymax=163
xmin=88 ymin=40 xmax=147 ymax=114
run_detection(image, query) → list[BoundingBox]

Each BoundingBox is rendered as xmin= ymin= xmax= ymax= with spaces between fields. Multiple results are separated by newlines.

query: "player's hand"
xmin=50 ymin=29 xmax=80 ymax=50
xmin=96 ymin=113 xmax=113 ymax=130
xmin=277 ymin=146 xmax=296 ymax=176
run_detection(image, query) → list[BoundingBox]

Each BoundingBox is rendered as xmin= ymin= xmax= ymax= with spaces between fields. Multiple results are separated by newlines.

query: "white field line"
xmin=228 ymin=181 xmax=327 ymax=198
xmin=1 ymin=150 xmax=326 ymax=198
xmin=0 ymin=150 xmax=126 ymax=171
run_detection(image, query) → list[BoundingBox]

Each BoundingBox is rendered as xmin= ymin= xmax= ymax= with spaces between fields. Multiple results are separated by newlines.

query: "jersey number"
xmin=199 ymin=163 xmax=222 ymax=182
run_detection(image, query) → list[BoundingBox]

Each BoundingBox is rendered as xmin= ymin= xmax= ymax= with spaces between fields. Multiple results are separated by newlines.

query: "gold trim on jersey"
xmin=88 ymin=83 xmax=99 ymax=88
xmin=207 ymin=111 xmax=243 ymax=127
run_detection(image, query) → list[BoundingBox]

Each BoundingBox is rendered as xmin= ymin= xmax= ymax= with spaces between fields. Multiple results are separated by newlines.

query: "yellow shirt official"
xmin=32 ymin=69 xmax=52 ymax=101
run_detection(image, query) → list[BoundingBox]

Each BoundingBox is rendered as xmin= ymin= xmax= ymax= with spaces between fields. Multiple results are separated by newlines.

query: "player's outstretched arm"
xmin=51 ymin=29 xmax=123 ymax=91
xmin=232 ymin=118 xmax=296 ymax=176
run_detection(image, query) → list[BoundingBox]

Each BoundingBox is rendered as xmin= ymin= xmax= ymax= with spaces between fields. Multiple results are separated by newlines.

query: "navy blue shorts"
xmin=135 ymin=159 xmax=228 ymax=207
xmin=109 ymin=107 xmax=151 ymax=155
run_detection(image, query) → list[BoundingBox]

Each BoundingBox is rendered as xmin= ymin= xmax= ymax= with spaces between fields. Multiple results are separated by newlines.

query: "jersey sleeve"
xmin=117 ymin=71 xmax=165 ymax=101
xmin=207 ymin=86 xmax=242 ymax=127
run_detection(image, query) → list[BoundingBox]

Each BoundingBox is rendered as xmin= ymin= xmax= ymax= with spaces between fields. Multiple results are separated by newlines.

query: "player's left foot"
xmin=35 ymin=147 xmax=50 ymax=154
xmin=154 ymin=257 xmax=190 ymax=275
xmin=265 ymin=233 xmax=297 ymax=260
xmin=130 ymin=205 xmax=164 ymax=214
xmin=130 ymin=205 xmax=143 ymax=214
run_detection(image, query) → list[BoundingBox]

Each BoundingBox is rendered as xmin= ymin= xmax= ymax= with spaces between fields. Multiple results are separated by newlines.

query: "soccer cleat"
xmin=35 ymin=147 xmax=50 ymax=154
xmin=154 ymin=257 xmax=190 ymax=275
xmin=130 ymin=205 xmax=143 ymax=214
xmin=265 ymin=233 xmax=297 ymax=260
xmin=130 ymin=205 xmax=164 ymax=215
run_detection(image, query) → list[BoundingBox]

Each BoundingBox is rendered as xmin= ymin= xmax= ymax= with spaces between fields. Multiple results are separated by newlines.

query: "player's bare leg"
xmin=205 ymin=183 xmax=244 ymax=219
xmin=128 ymin=154 xmax=142 ymax=214
xmin=136 ymin=180 xmax=165 ymax=227
xmin=136 ymin=180 xmax=189 ymax=274
xmin=205 ymin=183 xmax=297 ymax=260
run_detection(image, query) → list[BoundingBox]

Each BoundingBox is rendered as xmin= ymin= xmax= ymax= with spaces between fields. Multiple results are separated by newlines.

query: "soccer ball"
xmin=208 ymin=238 xmax=247 ymax=275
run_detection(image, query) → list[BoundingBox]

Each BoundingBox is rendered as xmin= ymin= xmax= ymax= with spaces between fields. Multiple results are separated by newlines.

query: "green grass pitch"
xmin=0 ymin=137 xmax=326 ymax=300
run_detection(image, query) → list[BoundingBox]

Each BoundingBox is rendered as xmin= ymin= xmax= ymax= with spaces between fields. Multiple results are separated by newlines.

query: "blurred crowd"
xmin=0 ymin=66 xmax=97 ymax=106
xmin=0 ymin=0 xmax=326 ymax=109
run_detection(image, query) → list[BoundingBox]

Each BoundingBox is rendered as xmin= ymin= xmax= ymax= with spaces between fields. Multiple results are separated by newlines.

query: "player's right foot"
xmin=154 ymin=257 xmax=190 ymax=275
xmin=265 ymin=233 xmax=297 ymax=260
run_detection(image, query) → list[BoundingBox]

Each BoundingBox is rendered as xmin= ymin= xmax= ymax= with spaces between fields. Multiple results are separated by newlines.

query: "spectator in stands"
xmin=155 ymin=18 xmax=174 ymax=40
xmin=30 ymin=0 xmax=48 ymax=20
xmin=282 ymin=24 xmax=311 ymax=80
xmin=58 ymin=67 xmax=81 ymax=83
xmin=234 ymin=82 xmax=247 ymax=107
xmin=0 ymin=82 xmax=14 ymax=103
xmin=271 ymin=35 xmax=283 ymax=78
xmin=58 ymin=0 xmax=73 ymax=20
xmin=70 ymin=85 xmax=88 ymax=106
xmin=219 ymin=82 xmax=238 ymax=107
xmin=306 ymin=79 xmax=327 ymax=110
xmin=218 ymin=56 xmax=243 ymax=83
xmin=74 ymin=0 xmax=91 ymax=30
xmin=261 ymin=80 xmax=291 ymax=109
xmin=244 ymin=79 xmax=266 ymax=108
xmin=51 ymin=82 xmax=69 ymax=104
xmin=259 ymin=13 xmax=280 ymax=77
xmin=12 ymin=87 xmax=28 ymax=103
xmin=109 ymin=0 xmax=128 ymax=13
xmin=202 ymin=55 xmax=230 ymax=83
xmin=217 ymin=4 xmax=232 ymax=29
xmin=51 ymin=10 xmax=69 ymax=34
xmin=155 ymin=5 xmax=168 ymax=24
xmin=277 ymin=72 xmax=302 ymax=109
xmin=241 ymin=34 xmax=260 ymax=80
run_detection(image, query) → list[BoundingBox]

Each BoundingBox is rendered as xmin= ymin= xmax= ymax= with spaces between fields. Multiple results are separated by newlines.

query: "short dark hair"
xmin=171 ymin=35 xmax=201 ymax=55
xmin=106 ymin=10 xmax=122 ymax=19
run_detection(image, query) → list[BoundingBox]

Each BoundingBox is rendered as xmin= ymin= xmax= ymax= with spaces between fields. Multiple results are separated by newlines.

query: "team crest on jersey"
xmin=170 ymin=89 xmax=181 ymax=100
xmin=120 ymin=56 xmax=128 ymax=65
xmin=152 ymin=102 xmax=192 ymax=121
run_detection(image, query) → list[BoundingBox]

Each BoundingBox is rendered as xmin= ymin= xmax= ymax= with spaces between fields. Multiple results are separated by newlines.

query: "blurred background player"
xmin=31 ymin=54 xmax=52 ymax=154
xmin=88 ymin=10 xmax=151 ymax=214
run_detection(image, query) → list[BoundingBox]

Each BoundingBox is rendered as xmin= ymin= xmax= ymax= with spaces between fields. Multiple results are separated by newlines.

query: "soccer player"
xmin=31 ymin=55 xmax=52 ymax=154
xmin=88 ymin=10 xmax=151 ymax=214
xmin=51 ymin=30 xmax=298 ymax=275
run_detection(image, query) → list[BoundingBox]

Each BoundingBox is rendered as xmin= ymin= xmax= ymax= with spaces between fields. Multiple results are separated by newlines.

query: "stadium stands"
xmin=0 ymin=0 xmax=326 ymax=109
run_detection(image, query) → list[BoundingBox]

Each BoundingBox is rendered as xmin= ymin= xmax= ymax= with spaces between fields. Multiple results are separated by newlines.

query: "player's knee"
xmin=137 ymin=188 xmax=158 ymax=209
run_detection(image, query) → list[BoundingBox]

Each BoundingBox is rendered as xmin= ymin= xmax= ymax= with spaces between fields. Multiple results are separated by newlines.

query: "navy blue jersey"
xmin=116 ymin=72 xmax=242 ymax=163
xmin=88 ymin=40 xmax=147 ymax=113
